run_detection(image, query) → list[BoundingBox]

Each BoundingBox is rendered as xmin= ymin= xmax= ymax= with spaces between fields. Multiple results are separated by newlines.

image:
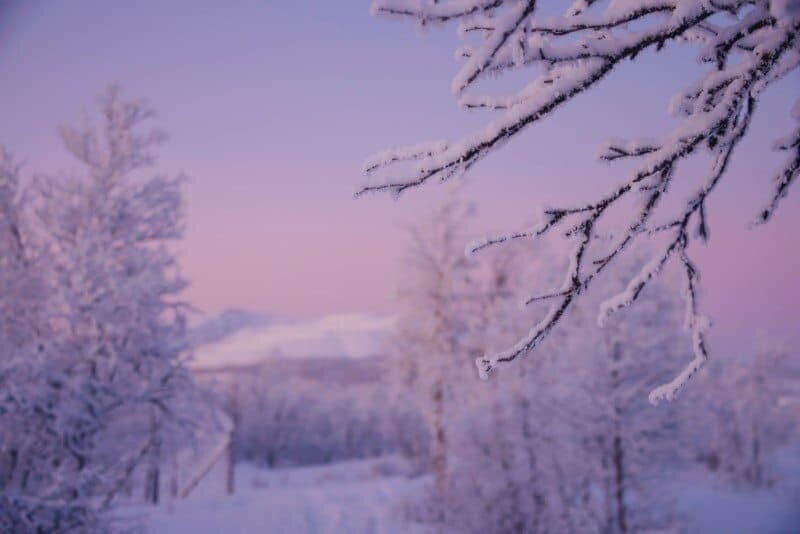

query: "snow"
xmin=189 ymin=309 xmax=272 ymax=347
xmin=678 ymin=487 xmax=800 ymax=534
xmin=134 ymin=456 xmax=429 ymax=534
xmin=598 ymin=255 xmax=668 ymax=327
xmin=362 ymin=140 xmax=449 ymax=176
xmin=190 ymin=313 xmax=396 ymax=370
xmin=125 ymin=452 xmax=800 ymax=533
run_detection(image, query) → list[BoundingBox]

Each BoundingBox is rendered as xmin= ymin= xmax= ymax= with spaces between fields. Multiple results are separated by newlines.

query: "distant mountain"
xmin=193 ymin=355 xmax=388 ymax=387
xmin=189 ymin=309 xmax=273 ymax=347
xmin=189 ymin=312 xmax=395 ymax=371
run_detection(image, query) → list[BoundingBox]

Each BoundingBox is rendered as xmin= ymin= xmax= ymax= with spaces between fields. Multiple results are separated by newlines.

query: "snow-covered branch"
xmin=361 ymin=0 xmax=799 ymax=398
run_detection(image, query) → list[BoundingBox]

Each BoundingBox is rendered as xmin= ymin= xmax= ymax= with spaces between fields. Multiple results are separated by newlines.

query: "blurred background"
xmin=0 ymin=1 xmax=798 ymax=532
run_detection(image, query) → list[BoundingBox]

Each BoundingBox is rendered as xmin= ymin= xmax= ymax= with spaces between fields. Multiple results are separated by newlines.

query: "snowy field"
xmin=125 ymin=456 xmax=430 ymax=534
xmin=118 ymin=455 xmax=800 ymax=534
xmin=677 ymin=487 xmax=800 ymax=534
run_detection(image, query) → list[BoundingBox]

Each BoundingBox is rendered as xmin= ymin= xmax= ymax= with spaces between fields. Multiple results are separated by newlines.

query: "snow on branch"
xmin=362 ymin=0 xmax=800 ymax=400
xmin=755 ymin=120 xmax=800 ymax=224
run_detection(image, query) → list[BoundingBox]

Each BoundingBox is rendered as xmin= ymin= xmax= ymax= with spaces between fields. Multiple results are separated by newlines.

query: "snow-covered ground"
xmin=122 ymin=454 xmax=800 ymax=534
xmin=128 ymin=456 xmax=429 ymax=534
xmin=125 ymin=454 xmax=799 ymax=533
xmin=677 ymin=486 xmax=800 ymax=534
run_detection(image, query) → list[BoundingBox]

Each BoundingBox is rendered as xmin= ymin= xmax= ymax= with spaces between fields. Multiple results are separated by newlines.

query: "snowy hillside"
xmin=190 ymin=312 xmax=395 ymax=370
xmin=189 ymin=309 xmax=273 ymax=347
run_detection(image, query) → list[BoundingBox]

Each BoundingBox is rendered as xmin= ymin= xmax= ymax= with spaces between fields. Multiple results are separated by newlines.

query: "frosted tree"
xmin=0 ymin=88 xmax=216 ymax=530
xmin=0 ymin=148 xmax=90 ymax=531
xmin=558 ymin=259 xmax=693 ymax=532
xmin=34 ymin=86 xmax=205 ymax=510
xmin=699 ymin=342 xmax=799 ymax=488
xmin=234 ymin=376 xmax=307 ymax=467
xmin=358 ymin=0 xmax=800 ymax=400
xmin=390 ymin=190 xmax=481 ymax=521
xmin=394 ymin=212 xmax=603 ymax=531
xmin=443 ymin=243 xmax=603 ymax=533
xmin=407 ymin=240 xmax=694 ymax=532
xmin=451 ymin=251 xmax=694 ymax=533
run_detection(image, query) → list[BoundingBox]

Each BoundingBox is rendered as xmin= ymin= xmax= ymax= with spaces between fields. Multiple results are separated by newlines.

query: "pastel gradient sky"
xmin=1 ymin=1 xmax=798 ymax=354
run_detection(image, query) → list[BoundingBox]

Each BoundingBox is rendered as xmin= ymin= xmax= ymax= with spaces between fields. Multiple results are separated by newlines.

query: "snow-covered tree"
xmin=392 ymin=222 xmax=695 ymax=532
xmin=435 ymin=245 xmax=694 ymax=533
xmin=698 ymin=342 xmax=799 ymax=488
xmin=558 ymin=259 xmax=693 ymax=532
xmin=390 ymin=190 xmax=481 ymax=519
xmin=358 ymin=0 xmax=800 ymax=400
xmin=234 ymin=375 xmax=308 ymax=467
xmin=219 ymin=362 xmax=423 ymax=469
xmin=0 ymin=148 xmax=92 ymax=531
xmin=391 ymin=202 xmax=603 ymax=531
xmin=441 ymin=243 xmax=602 ymax=533
xmin=36 ymin=85 xmax=206 ymax=508
xmin=3 ymin=86 xmax=219 ymax=529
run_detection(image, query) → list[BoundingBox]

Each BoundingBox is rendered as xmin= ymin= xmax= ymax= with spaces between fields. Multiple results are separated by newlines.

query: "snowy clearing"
xmin=130 ymin=456 xmax=429 ymax=534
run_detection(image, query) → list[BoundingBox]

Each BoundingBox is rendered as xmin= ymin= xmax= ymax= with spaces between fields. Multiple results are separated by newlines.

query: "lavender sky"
xmin=1 ymin=1 xmax=798 ymax=354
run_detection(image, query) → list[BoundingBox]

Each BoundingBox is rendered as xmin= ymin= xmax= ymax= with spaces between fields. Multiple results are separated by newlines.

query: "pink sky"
xmin=1 ymin=1 xmax=798 ymax=354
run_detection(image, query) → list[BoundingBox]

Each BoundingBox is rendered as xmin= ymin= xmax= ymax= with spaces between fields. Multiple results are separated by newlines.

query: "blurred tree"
xmin=0 ymin=87 xmax=219 ymax=531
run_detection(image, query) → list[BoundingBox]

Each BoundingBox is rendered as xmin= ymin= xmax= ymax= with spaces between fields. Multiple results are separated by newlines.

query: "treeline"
xmin=200 ymin=358 xmax=429 ymax=469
